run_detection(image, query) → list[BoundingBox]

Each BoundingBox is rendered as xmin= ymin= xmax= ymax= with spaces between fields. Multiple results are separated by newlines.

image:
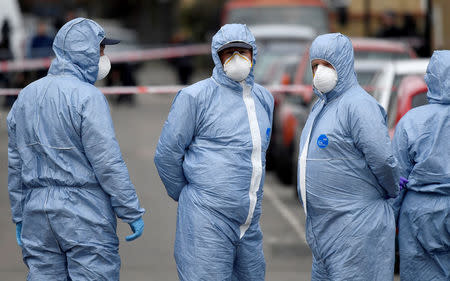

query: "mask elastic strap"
xmin=223 ymin=52 xmax=251 ymax=66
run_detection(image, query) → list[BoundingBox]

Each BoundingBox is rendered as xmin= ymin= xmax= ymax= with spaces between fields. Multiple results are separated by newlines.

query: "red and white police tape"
xmin=0 ymin=42 xmax=312 ymax=99
xmin=0 ymin=44 xmax=211 ymax=73
xmin=0 ymin=84 xmax=310 ymax=96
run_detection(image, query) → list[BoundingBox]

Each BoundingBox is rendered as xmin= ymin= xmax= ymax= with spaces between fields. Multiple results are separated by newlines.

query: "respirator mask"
xmin=223 ymin=52 xmax=252 ymax=82
xmin=97 ymin=55 xmax=111 ymax=81
xmin=313 ymin=64 xmax=338 ymax=93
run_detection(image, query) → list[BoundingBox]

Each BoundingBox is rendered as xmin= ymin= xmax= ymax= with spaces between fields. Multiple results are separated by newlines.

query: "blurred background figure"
xmin=334 ymin=0 xmax=350 ymax=27
xmin=1 ymin=18 xmax=16 ymax=108
xmin=28 ymin=20 xmax=53 ymax=59
xmin=27 ymin=19 xmax=53 ymax=80
xmin=375 ymin=10 xmax=403 ymax=38
xmin=400 ymin=13 xmax=420 ymax=37
xmin=324 ymin=0 xmax=351 ymax=27
xmin=0 ymin=19 xmax=12 ymax=60
xmin=168 ymin=30 xmax=193 ymax=85
xmin=106 ymin=63 xmax=137 ymax=105
xmin=53 ymin=9 xmax=77 ymax=31
xmin=399 ymin=12 xmax=427 ymax=57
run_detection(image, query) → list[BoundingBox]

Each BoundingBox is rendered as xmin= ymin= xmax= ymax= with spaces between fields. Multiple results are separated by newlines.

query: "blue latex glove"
xmin=16 ymin=222 xmax=23 ymax=247
xmin=399 ymin=176 xmax=409 ymax=191
xmin=126 ymin=217 xmax=144 ymax=242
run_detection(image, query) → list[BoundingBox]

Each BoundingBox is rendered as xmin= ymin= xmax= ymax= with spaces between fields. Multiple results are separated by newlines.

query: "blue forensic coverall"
xmin=297 ymin=33 xmax=399 ymax=281
xmin=7 ymin=18 xmax=145 ymax=280
xmin=154 ymin=24 xmax=273 ymax=280
xmin=392 ymin=50 xmax=450 ymax=281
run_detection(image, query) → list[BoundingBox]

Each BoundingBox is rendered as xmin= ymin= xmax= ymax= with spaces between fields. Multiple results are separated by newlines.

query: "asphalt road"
xmin=0 ymin=92 xmax=313 ymax=281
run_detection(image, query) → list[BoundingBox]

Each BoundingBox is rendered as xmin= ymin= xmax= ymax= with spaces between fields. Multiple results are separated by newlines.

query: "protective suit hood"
xmin=424 ymin=50 xmax=450 ymax=104
xmin=309 ymin=33 xmax=358 ymax=101
xmin=211 ymin=24 xmax=257 ymax=89
xmin=48 ymin=18 xmax=105 ymax=85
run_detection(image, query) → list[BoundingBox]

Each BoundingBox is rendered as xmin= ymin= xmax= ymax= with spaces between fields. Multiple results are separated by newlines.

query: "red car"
xmin=389 ymin=75 xmax=428 ymax=137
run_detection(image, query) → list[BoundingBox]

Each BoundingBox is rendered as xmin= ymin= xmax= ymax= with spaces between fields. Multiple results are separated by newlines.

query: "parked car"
xmin=271 ymin=88 xmax=310 ymax=182
xmin=351 ymin=37 xmax=417 ymax=60
xmin=371 ymin=59 xmax=429 ymax=131
xmin=388 ymin=75 xmax=429 ymax=137
xmin=354 ymin=59 xmax=387 ymax=94
xmin=252 ymin=24 xmax=314 ymax=110
xmin=222 ymin=0 xmax=330 ymax=34
xmin=251 ymin=24 xmax=316 ymax=85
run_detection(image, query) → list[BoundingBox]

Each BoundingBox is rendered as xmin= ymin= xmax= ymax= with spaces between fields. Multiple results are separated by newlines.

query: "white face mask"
xmin=223 ymin=51 xmax=252 ymax=82
xmin=97 ymin=55 xmax=111 ymax=81
xmin=313 ymin=64 xmax=338 ymax=94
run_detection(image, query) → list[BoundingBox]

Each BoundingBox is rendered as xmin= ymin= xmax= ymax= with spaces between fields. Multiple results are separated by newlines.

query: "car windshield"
xmin=254 ymin=41 xmax=307 ymax=84
xmin=228 ymin=6 xmax=328 ymax=34
xmin=412 ymin=91 xmax=428 ymax=108
xmin=387 ymin=88 xmax=428 ymax=129
xmin=386 ymin=74 xmax=416 ymax=128
xmin=356 ymin=70 xmax=379 ymax=88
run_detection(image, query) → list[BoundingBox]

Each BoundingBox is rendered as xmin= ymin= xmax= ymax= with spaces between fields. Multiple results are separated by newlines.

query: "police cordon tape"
xmin=0 ymin=44 xmax=211 ymax=73
xmin=0 ymin=84 xmax=311 ymax=96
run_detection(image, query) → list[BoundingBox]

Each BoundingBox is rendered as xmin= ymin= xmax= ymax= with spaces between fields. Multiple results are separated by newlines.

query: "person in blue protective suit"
xmin=392 ymin=50 xmax=450 ymax=281
xmin=154 ymin=23 xmax=273 ymax=280
xmin=7 ymin=18 xmax=145 ymax=281
xmin=297 ymin=33 xmax=400 ymax=281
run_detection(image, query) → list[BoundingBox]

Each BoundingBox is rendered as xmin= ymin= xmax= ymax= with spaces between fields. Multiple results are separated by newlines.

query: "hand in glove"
xmin=399 ymin=177 xmax=409 ymax=191
xmin=16 ymin=222 xmax=23 ymax=247
xmin=126 ymin=217 xmax=144 ymax=242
